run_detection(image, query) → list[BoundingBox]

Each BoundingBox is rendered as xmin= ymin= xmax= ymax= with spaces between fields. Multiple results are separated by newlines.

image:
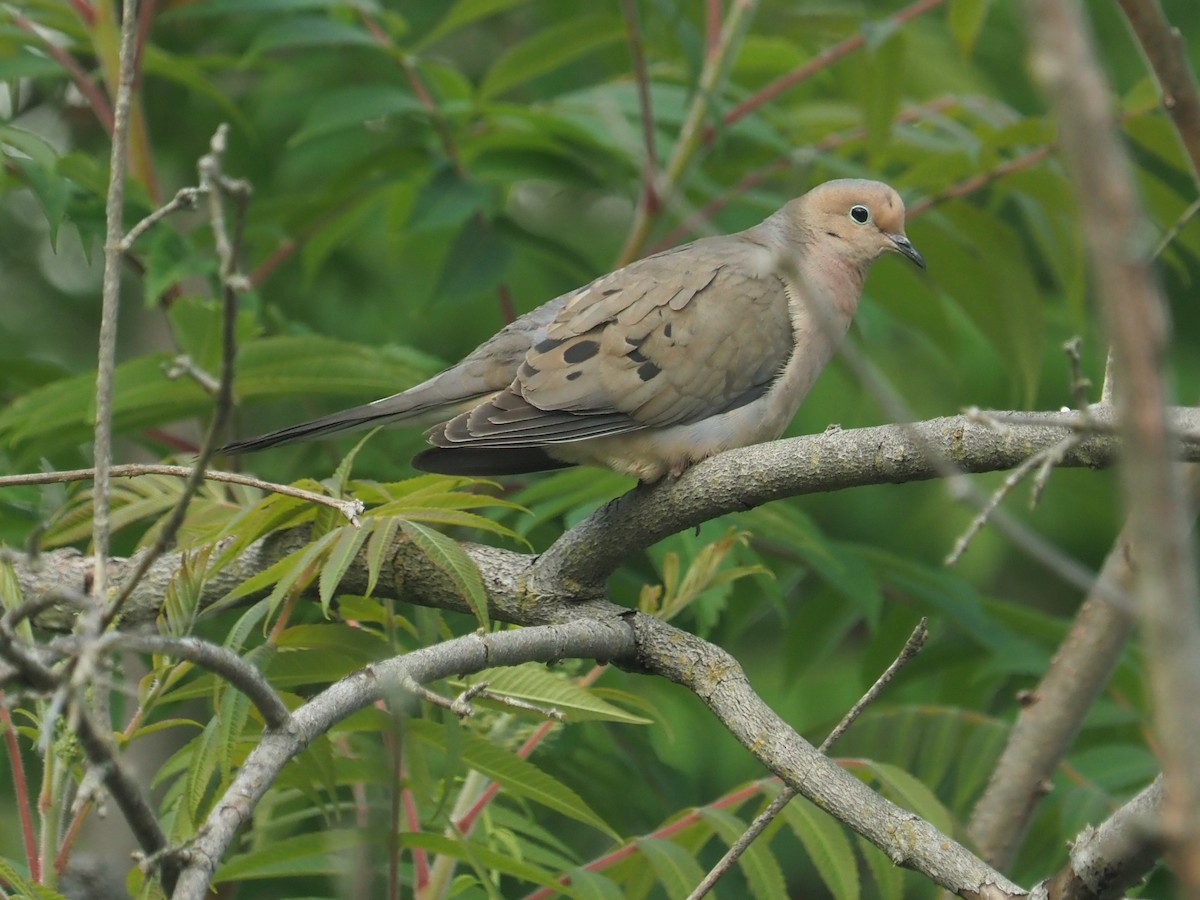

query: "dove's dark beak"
xmin=889 ymin=234 xmax=926 ymax=269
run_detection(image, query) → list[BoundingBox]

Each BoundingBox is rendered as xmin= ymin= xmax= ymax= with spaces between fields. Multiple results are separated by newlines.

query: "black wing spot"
xmin=663 ymin=322 xmax=673 ymax=338
xmin=534 ymin=337 xmax=563 ymax=354
xmin=602 ymin=287 xmax=622 ymax=296
xmin=563 ymin=340 xmax=600 ymax=364
xmin=627 ymin=346 xmax=648 ymax=364
xmin=637 ymin=361 xmax=661 ymax=382
xmin=519 ymin=361 xmax=540 ymax=378
xmin=566 ymin=370 xmax=582 ymax=381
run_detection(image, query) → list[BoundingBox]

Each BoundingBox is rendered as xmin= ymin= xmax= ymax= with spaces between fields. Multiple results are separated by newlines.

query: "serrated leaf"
xmin=400 ymin=520 xmax=489 ymax=630
xmin=0 ymin=856 xmax=68 ymax=899
xmin=365 ymin=515 xmax=402 ymax=597
xmin=406 ymin=719 xmax=617 ymax=839
xmin=480 ymin=15 xmax=624 ymax=100
xmin=0 ymin=125 xmax=71 ymax=243
xmin=781 ymin=795 xmax=860 ymax=900
xmin=460 ymin=662 xmax=652 ymax=724
xmin=317 ymin=525 xmax=368 ymax=611
xmin=634 ymin=836 xmax=707 ymax=899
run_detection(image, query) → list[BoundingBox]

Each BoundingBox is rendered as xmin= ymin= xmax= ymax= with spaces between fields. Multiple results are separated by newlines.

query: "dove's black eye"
xmin=849 ymin=204 xmax=871 ymax=224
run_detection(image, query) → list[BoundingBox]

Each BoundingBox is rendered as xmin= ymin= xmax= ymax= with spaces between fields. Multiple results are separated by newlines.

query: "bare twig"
xmin=1115 ymin=0 xmax=1200 ymax=185
xmin=119 ymin=186 xmax=203 ymax=251
xmin=0 ymin=464 xmax=363 ymax=525
xmin=92 ymin=0 xmax=141 ymax=614
xmin=100 ymin=125 xmax=251 ymax=628
xmin=1024 ymin=0 xmax=1200 ymax=889
xmin=614 ymin=0 xmax=760 ymax=266
xmin=0 ymin=613 xmax=176 ymax=890
xmin=621 ymin=0 xmax=659 ymax=216
xmin=716 ymin=0 xmax=948 ymax=133
xmin=687 ymin=619 xmax=929 ymax=899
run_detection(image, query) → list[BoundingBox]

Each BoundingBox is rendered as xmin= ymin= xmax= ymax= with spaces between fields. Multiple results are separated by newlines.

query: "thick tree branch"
xmin=10 ymin=410 xmax=1200 ymax=636
xmin=1030 ymin=776 xmax=1165 ymax=900
xmin=172 ymin=619 xmax=636 ymax=898
xmin=532 ymin=405 xmax=1200 ymax=590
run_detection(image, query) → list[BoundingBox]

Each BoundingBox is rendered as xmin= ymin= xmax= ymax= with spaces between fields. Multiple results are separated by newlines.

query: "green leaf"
xmin=244 ymin=17 xmax=379 ymax=59
xmin=216 ymin=829 xmax=375 ymax=881
xmin=698 ymin=806 xmax=788 ymax=900
xmin=864 ymin=760 xmax=955 ymax=836
xmin=0 ymin=49 xmax=65 ymax=80
xmin=318 ymin=525 xmax=369 ymax=612
xmin=564 ymin=867 xmax=625 ymax=900
xmin=429 ymin=216 xmax=513 ymax=307
xmin=459 ymin=662 xmax=652 ymax=724
xmin=948 ymin=0 xmax=992 ymax=56
xmin=634 ymin=836 xmax=707 ymax=899
xmin=1 ymin=125 xmax=71 ymax=244
xmin=480 ymin=16 xmax=625 ymax=100
xmin=856 ymin=834 xmax=904 ymax=900
xmin=0 ymin=856 xmax=68 ymax=899
xmin=406 ymin=718 xmax=618 ymax=839
xmin=781 ymin=795 xmax=860 ymax=900
xmin=400 ymin=520 xmax=489 ymax=630
xmin=417 ymin=0 xmax=530 ymax=51
xmin=398 ymin=832 xmax=579 ymax=895
xmin=166 ymin=0 xmax=381 ymax=18
xmin=233 ymin=335 xmax=442 ymax=403
xmin=291 ymin=85 xmax=424 ymax=145
xmin=408 ymin=168 xmax=499 ymax=232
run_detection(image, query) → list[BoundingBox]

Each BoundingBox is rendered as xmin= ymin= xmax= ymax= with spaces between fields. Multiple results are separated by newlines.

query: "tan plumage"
xmin=222 ymin=179 xmax=925 ymax=482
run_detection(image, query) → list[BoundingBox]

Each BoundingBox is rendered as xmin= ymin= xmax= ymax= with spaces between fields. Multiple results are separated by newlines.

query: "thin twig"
xmin=0 ymin=613 xmax=176 ymax=890
xmin=621 ymin=0 xmax=660 ymax=223
xmin=614 ymin=0 xmax=761 ymax=266
xmin=687 ymin=620 xmax=929 ymax=899
xmin=100 ymin=126 xmax=250 ymax=628
xmin=119 ymin=186 xmax=204 ymax=251
xmin=716 ymin=0 xmax=948 ymax=134
xmin=164 ymin=355 xmax=220 ymax=395
xmin=0 ymin=464 xmax=363 ymax=524
xmin=92 ymin=0 xmax=141 ymax=615
xmin=1115 ymin=0 xmax=1200 ymax=185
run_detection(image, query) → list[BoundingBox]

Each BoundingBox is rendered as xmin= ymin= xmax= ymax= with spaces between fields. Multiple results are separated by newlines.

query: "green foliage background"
xmin=1 ymin=0 xmax=1198 ymax=897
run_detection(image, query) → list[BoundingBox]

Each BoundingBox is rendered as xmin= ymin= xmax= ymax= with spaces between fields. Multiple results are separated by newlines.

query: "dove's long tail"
xmin=219 ymin=375 xmax=491 ymax=455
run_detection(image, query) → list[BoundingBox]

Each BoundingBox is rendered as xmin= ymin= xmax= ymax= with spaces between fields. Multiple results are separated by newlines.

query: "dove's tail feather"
xmin=411 ymin=446 xmax=575 ymax=476
xmin=220 ymin=372 xmax=494 ymax=455
xmin=219 ymin=402 xmax=403 ymax=454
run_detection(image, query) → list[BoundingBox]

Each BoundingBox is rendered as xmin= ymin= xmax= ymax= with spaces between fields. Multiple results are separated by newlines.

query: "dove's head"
xmin=794 ymin=179 xmax=926 ymax=271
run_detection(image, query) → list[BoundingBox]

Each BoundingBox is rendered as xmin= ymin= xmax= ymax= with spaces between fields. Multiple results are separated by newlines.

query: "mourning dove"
xmin=222 ymin=179 xmax=924 ymax=482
